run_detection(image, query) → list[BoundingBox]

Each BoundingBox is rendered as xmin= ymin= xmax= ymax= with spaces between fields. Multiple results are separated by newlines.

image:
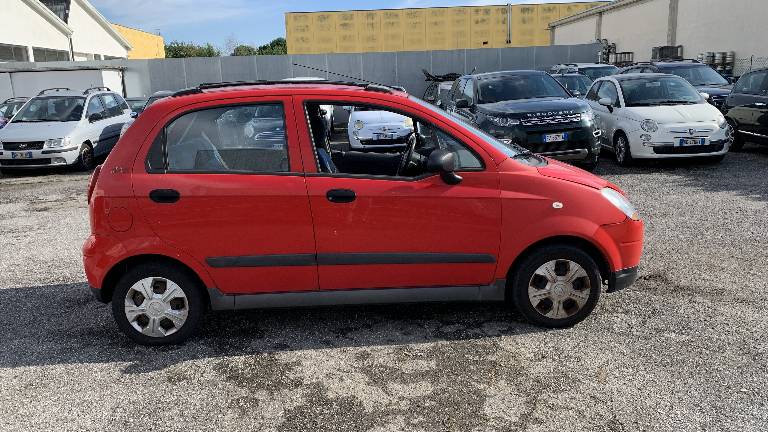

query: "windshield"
xmin=620 ymin=76 xmax=704 ymax=107
xmin=581 ymin=66 xmax=619 ymax=81
xmin=410 ymin=96 xmax=524 ymax=157
xmin=477 ymin=74 xmax=570 ymax=104
xmin=659 ymin=65 xmax=729 ymax=86
xmin=554 ymin=75 xmax=592 ymax=95
xmin=14 ymin=96 xmax=85 ymax=122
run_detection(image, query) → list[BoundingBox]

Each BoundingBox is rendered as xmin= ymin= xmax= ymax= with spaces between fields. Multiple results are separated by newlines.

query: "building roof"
xmin=549 ymin=0 xmax=646 ymax=28
xmin=23 ymin=0 xmax=131 ymax=50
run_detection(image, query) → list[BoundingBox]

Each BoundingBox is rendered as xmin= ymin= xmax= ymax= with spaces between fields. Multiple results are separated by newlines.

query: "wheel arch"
xmin=99 ymin=254 xmax=211 ymax=307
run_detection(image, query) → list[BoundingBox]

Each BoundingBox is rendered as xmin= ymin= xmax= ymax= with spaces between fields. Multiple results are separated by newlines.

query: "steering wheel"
xmin=396 ymin=133 xmax=418 ymax=177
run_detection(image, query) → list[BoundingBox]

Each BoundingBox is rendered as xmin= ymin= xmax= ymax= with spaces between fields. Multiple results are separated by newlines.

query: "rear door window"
xmin=99 ymin=93 xmax=122 ymax=118
xmin=149 ymin=103 xmax=290 ymax=173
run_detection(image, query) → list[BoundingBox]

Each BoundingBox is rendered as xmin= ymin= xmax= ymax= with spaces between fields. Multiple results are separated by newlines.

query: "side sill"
xmin=207 ymin=280 xmax=507 ymax=311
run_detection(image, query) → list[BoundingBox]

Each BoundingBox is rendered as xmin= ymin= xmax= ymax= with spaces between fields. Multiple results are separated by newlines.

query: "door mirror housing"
xmin=598 ymin=97 xmax=614 ymax=112
xmin=426 ymin=149 xmax=462 ymax=185
xmin=88 ymin=112 xmax=103 ymax=122
xmin=571 ymin=90 xmax=582 ymax=97
xmin=699 ymin=92 xmax=710 ymax=100
xmin=130 ymin=111 xmax=139 ymax=119
xmin=455 ymin=98 xmax=472 ymax=109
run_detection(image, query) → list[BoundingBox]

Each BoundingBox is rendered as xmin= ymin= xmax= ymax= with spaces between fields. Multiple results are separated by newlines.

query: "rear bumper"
xmin=607 ymin=266 xmax=639 ymax=293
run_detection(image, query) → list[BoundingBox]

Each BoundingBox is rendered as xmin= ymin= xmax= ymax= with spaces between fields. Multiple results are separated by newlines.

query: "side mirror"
xmin=88 ymin=113 xmax=103 ymax=122
xmin=319 ymin=109 xmax=328 ymax=116
xmin=426 ymin=149 xmax=462 ymax=185
xmin=598 ymin=97 xmax=614 ymax=112
xmin=571 ymin=90 xmax=582 ymax=97
xmin=130 ymin=111 xmax=138 ymax=119
xmin=699 ymin=92 xmax=710 ymax=100
xmin=455 ymin=98 xmax=472 ymax=109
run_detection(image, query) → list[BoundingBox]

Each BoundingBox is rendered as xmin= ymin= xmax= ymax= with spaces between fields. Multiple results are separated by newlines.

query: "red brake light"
xmin=87 ymin=165 xmax=102 ymax=203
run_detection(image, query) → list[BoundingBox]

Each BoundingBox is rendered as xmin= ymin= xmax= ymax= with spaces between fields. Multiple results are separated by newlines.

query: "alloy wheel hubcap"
xmin=124 ymin=277 xmax=189 ymax=337
xmin=616 ymin=138 xmax=626 ymax=162
xmin=528 ymin=260 xmax=591 ymax=319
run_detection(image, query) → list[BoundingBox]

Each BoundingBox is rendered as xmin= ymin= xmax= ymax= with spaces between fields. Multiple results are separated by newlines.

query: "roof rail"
xmin=3 ymin=97 xmax=28 ymax=103
xmin=172 ymin=80 xmax=404 ymax=98
xmin=657 ymin=58 xmax=700 ymax=63
xmin=37 ymin=87 xmax=71 ymax=96
xmin=83 ymin=86 xmax=111 ymax=95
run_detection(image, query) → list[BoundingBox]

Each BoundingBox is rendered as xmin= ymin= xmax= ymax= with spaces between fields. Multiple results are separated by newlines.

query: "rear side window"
xmin=734 ymin=71 xmax=768 ymax=95
xmin=99 ymin=93 xmax=122 ymax=117
xmin=148 ymin=103 xmax=289 ymax=174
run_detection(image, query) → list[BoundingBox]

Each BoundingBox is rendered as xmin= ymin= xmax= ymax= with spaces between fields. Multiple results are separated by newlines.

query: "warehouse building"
xmin=0 ymin=0 xmax=131 ymax=62
xmin=112 ymin=24 xmax=166 ymax=59
xmin=549 ymin=0 xmax=768 ymax=65
xmin=285 ymin=2 xmax=607 ymax=54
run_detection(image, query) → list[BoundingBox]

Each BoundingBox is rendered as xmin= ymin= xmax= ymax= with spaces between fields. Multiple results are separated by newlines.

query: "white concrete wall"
xmin=599 ymin=0 xmax=669 ymax=61
xmin=553 ymin=15 xmax=598 ymax=45
xmin=0 ymin=2 xmax=70 ymax=58
xmin=0 ymin=74 xmax=14 ymax=101
xmin=676 ymin=0 xmax=768 ymax=58
xmin=69 ymin=0 xmax=128 ymax=59
xmin=6 ymin=70 xmax=124 ymax=99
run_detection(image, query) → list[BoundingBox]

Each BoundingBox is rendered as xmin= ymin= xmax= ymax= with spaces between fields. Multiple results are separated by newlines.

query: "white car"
xmin=348 ymin=108 xmax=414 ymax=150
xmin=585 ymin=73 xmax=731 ymax=165
xmin=0 ymin=87 xmax=131 ymax=170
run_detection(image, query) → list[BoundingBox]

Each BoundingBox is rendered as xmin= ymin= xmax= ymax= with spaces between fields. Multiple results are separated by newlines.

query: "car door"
xmin=95 ymin=93 xmax=127 ymax=155
xmin=592 ymin=80 xmax=622 ymax=146
xmin=131 ymin=96 xmax=318 ymax=295
xmin=295 ymin=95 xmax=501 ymax=291
xmin=585 ymin=81 xmax=610 ymax=148
xmin=726 ymin=70 xmax=768 ymax=136
xmin=84 ymin=95 xmax=109 ymax=150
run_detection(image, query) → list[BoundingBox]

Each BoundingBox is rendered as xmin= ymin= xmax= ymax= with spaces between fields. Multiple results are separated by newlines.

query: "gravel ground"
xmin=1 ymin=146 xmax=767 ymax=432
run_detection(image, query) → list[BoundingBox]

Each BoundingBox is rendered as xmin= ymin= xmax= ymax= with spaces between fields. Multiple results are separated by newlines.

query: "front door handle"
xmin=326 ymin=189 xmax=356 ymax=203
xmin=149 ymin=189 xmax=181 ymax=204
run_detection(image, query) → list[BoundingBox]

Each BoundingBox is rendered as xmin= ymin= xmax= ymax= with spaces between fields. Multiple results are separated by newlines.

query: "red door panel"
xmin=131 ymin=96 xmax=318 ymax=294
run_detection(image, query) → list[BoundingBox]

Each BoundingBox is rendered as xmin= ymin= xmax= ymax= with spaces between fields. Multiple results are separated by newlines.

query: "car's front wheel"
xmin=111 ymin=263 xmax=204 ymax=345
xmin=614 ymin=133 xmax=633 ymax=166
xmin=74 ymin=143 xmax=95 ymax=171
xmin=510 ymin=245 xmax=602 ymax=328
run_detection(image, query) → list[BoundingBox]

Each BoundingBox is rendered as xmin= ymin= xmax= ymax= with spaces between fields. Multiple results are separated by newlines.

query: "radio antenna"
xmin=292 ymin=63 xmax=400 ymax=90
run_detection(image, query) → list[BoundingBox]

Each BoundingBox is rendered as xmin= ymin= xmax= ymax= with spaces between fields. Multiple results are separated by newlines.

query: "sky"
xmin=90 ymin=0 xmax=599 ymax=49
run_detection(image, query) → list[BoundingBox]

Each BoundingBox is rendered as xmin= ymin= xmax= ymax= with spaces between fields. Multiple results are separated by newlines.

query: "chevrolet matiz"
xmin=82 ymin=81 xmax=644 ymax=345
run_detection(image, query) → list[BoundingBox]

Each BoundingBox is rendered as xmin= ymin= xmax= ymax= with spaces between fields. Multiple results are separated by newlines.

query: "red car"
xmin=82 ymin=81 xmax=643 ymax=345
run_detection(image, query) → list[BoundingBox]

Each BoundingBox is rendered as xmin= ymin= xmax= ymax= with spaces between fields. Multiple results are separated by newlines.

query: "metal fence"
xmin=733 ymin=56 xmax=768 ymax=77
xmin=0 ymin=43 xmax=601 ymax=99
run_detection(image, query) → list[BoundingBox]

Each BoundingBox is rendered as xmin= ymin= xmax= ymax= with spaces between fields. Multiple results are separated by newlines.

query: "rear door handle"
xmin=326 ymin=189 xmax=356 ymax=203
xmin=149 ymin=189 xmax=181 ymax=204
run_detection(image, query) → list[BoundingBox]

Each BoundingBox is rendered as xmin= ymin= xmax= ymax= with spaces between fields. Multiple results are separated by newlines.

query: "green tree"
xmin=165 ymin=41 xmax=221 ymax=58
xmin=232 ymin=44 xmax=258 ymax=56
xmin=256 ymin=37 xmax=287 ymax=55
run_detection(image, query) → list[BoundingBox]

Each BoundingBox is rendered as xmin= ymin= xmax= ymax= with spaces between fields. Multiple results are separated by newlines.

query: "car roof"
xmin=552 ymin=73 xmax=589 ymax=77
xmin=467 ymin=70 xmax=545 ymax=79
xmin=609 ymin=73 xmax=676 ymax=81
xmin=555 ymin=63 xmax=615 ymax=68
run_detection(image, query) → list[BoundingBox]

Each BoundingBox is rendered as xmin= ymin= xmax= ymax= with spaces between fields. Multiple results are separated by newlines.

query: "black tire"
xmin=614 ymin=133 xmax=633 ymax=166
xmin=510 ymin=245 xmax=602 ymax=328
xmin=74 ymin=143 xmax=95 ymax=171
xmin=728 ymin=119 xmax=744 ymax=151
xmin=111 ymin=262 xmax=205 ymax=346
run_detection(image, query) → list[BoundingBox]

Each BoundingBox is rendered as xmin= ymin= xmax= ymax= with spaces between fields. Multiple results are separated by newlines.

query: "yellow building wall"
xmin=111 ymin=24 xmax=165 ymax=59
xmin=286 ymin=2 xmax=607 ymax=54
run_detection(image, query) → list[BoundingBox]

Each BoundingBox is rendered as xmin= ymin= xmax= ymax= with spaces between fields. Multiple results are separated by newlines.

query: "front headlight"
xmin=45 ymin=137 xmax=71 ymax=148
xmin=640 ymin=119 xmax=659 ymax=133
xmin=486 ymin=115 xmax=521 ymax=128
xmin=581 ymin=109 xmax=595 ymax=122
xmin=354 ymin=120 xmax=365 ymax=130
xmin=601 ymin=188 xmax=639 ymax=221
xmin=717 ymin=115 xmax=727 ymax=129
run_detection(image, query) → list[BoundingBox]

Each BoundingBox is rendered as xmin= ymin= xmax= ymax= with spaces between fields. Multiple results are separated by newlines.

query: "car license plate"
xmin=374 ymin=133 xmax=396 ymax=140
xmin=11 ymin=151 xmax=33 ymax=159
xmin=676 ymin=138 xmax=706 ymax=146
xmin=544 ymin=132 xmax=568 ymax=143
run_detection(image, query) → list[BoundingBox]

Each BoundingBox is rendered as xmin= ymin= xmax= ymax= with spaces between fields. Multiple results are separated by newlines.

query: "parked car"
xmin=0 ymin=87 xmax=131 ymax=170
xmin=550 ymin=63 xmax=620 ymax=82
xmin=585 ymin=73 xmax=731 ymax=166
xmin=125 ymin=97 xmax=148 ymax=114
xmin=724 ymin=68 xmax=768 ymax=151
xmin=444 ymin=70 xmax=601 ymax=171
xmin=282 ymin=78 xmax=335 ymax=135
xmin=0 ymin=97 xmax=29 ymax=128
xmin=422 ymin=70 xmax=462 ymax=108
xmin=120 ymin=91 xmax=173 ymax=137
xmin=620 ymin=60 xmax=732 ymax=110
xmin=552 ymin=73 xmax=593 ymax=98
xmin=83 ymin=81 xmax=644 ymax=345
xmin=347 ymin=107 xmax=414 ymax=150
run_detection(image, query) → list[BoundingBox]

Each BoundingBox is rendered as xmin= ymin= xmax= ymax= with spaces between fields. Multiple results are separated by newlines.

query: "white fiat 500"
xmin=347 ymin=107 xmax=414 ymax=150
xmin=0 ymin=88 xmax=131 ymax=171
xmin=585 ymin=73 xmax=731 ymax=165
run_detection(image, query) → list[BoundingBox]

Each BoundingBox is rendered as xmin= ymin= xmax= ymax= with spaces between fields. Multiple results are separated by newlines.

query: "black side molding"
xmin=205 ymin=252 xmax=497 ymax=268
xmin=207 ymin=254 xmax=316 ymax=268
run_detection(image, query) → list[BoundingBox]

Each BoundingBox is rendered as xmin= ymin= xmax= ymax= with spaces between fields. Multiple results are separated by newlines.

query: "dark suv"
xmin=724 ymin=68 xmax=768 ymax=151
xmin=620 ymin=60 xmax=732 ymax=110
xmin=445 ymin=70 xmax=601 ymax=171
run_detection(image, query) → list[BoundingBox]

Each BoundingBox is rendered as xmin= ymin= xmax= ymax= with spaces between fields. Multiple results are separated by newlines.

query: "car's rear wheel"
xmin=75 ymin=143 xmax=95 ymax=171
xmin=510 ymin=245 xmax=601 ymax=328
xmin=111 ymin=263 xmax=204 ymax=345
xmin=614 ymin=133 xmax=633 ymax=166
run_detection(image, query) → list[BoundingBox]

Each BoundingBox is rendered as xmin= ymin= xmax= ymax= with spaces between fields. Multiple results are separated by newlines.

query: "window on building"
xmin=40 ymin=0 xmax=72 ymax=23
xmin=32 ymin=47 xmax=70 ymax=62
xmin=0 ymin=43 xmax=30 ymax=62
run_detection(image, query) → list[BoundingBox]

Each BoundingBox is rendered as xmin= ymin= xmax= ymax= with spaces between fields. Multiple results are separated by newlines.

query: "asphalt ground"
xmin=1 ymin=145 xmax=767 ymax=431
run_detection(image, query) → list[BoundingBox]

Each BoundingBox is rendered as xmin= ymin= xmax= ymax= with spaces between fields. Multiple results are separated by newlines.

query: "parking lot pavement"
xmin=1 ymin=147 xmax=767 ymax=432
